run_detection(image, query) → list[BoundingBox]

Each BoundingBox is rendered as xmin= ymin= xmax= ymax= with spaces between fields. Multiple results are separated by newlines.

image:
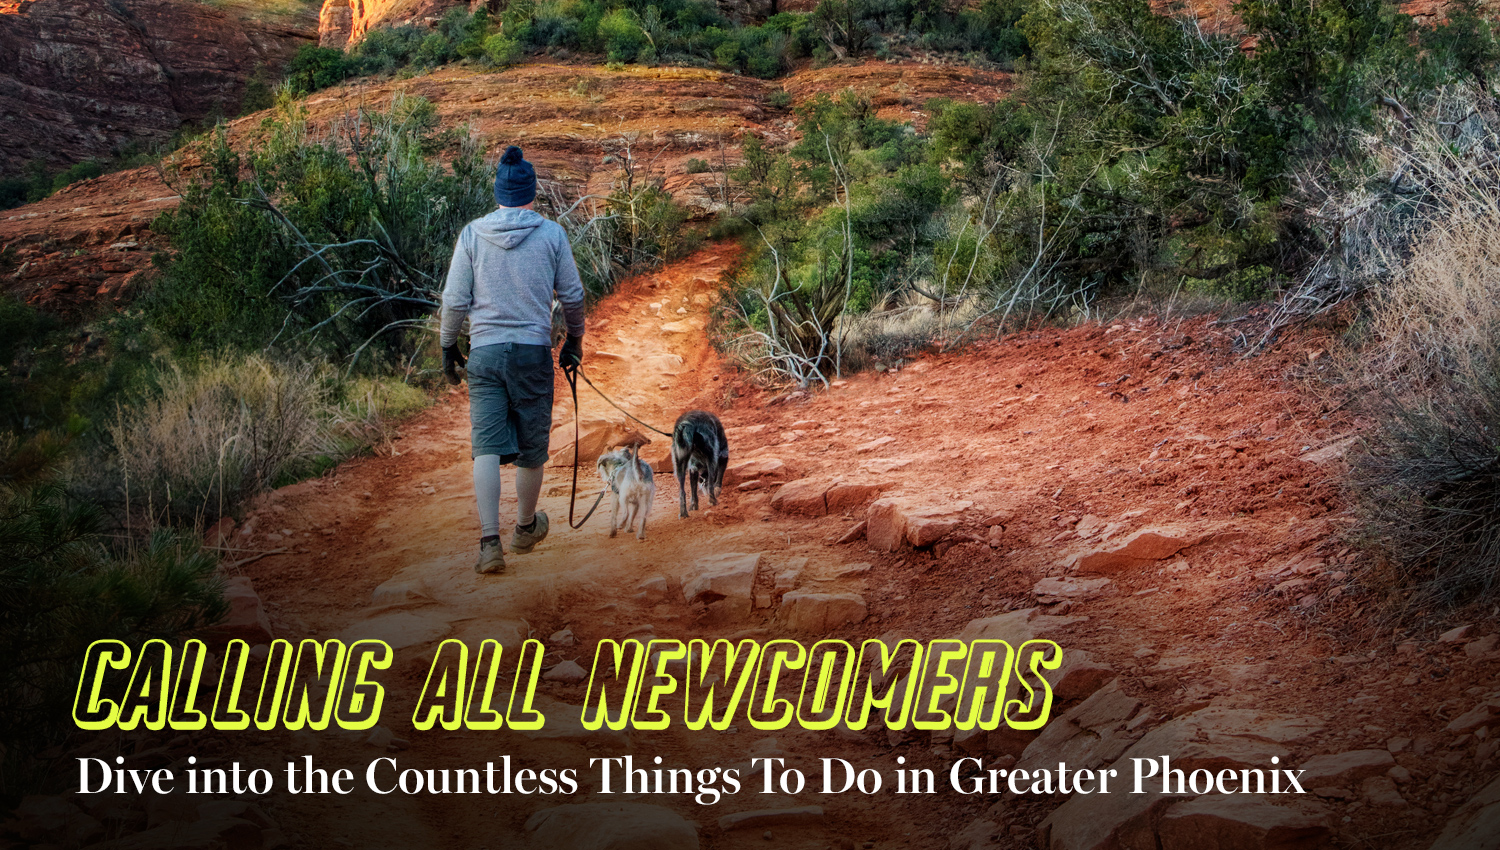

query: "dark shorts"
xmin=467 ymin=342 xmax=554 ymax=467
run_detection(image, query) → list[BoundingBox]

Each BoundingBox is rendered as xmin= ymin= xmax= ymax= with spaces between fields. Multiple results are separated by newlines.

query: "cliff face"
xmin=314 ymin=0 xmax=792 ymax=49
xmin=0 ymin=0 xmax=317 ymax=175
xmin=317 ymin=0 xmax=460 ymax=48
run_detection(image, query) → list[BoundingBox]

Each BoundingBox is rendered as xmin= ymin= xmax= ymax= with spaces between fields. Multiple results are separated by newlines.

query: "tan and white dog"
xmin=596 ymin=443 xmax=655 ymax=540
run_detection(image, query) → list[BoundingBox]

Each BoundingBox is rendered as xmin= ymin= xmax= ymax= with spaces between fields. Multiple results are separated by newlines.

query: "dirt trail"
xmin=228 ymin=243 xmax=908 ymax=848
xmin=224 ymin=249 xmax=1500 ymax=849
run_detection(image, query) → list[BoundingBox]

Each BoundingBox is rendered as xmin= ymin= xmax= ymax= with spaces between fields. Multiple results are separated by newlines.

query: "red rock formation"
xmin=0 ymin=0 xmax=316 ymax=175
xmin=317 ymin=0 xmax=464 ymax=49
xmin=313 ymin=0 xmax=796 ymax=49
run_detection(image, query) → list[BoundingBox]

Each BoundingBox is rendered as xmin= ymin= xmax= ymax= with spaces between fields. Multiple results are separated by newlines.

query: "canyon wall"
xmin=0 ymin=0 xmax=316 ymax=175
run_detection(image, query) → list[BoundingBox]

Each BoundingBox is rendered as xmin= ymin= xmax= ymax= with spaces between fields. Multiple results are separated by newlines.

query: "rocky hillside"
xmin=0 ymin=0 xmax=318 ymax=174
xmin=0 ymin=60 xmax=1009 ymax=316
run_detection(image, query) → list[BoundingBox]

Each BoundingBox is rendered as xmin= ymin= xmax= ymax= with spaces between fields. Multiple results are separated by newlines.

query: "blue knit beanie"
xmin=494 ymin=145 xmax=536 ymax=207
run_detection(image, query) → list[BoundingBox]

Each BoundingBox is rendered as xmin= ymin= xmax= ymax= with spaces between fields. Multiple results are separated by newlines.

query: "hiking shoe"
xmin=475 ymin=538 xmax=505 ymax=575
xmin=510 ymin=511 xmax=550 ymax=555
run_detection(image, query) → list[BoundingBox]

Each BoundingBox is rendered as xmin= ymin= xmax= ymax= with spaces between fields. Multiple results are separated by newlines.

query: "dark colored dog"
xmin=671 ymin=410 xmax=728 ymax=518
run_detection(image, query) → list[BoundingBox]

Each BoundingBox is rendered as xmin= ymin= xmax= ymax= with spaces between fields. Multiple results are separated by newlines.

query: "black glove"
xmin=559 ymin=334 xmax=583 ymax=372
xmin=442 ymin=344 xmax=467 ymax=385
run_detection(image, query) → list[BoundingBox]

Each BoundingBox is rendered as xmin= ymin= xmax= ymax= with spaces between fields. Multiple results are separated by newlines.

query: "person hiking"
xmin=440 ymin=145 xmax=585 ymax=575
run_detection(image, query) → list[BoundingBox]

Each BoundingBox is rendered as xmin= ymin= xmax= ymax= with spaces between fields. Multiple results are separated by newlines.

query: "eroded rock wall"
xmin=0 ymin=0 xmax=316 ymax=175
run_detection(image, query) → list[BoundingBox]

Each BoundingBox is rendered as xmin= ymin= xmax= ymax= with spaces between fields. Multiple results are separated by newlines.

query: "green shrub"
xmin=685 ymin=157 xmax=710 ymax=173
xmin=50 ymin=159 xmax=102 ymax=192
xmin=0 ymin=480 xmax=225 ymax=791
xmin=151 ymin=95 xmax=492 ymax=364
xmin=599 ymin=8 xmax=651 ymax=63
xmin=484 ymin=32 xmax=523 ymax=67
xmin=415 ymin=31 xmax=455 ymax=67
xmin=354 ymin=25 xmax=427 ymax=75
xmin=285 ymin=44 xmax=356 ymax=94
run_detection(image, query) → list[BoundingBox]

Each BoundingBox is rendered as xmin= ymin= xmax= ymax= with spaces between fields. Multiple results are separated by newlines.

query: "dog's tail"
xmin=625 ymin=443 xmax=644 ymax=482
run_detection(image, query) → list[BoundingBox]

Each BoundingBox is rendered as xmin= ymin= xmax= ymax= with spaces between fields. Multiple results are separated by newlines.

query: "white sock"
xmin=474 ymin=455 xmax=502 ymax=538
xmin=516 ymin=465 xmax=544 ymax=527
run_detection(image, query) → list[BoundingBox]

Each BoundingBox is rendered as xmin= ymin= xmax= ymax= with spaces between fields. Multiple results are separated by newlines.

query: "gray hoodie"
xmin=440 ymin=208 xmax=586 ymax=350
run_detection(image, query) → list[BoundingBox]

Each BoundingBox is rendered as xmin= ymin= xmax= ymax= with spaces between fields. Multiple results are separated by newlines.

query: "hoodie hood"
xmin=472 ymin=208 xmax=546 ymax=250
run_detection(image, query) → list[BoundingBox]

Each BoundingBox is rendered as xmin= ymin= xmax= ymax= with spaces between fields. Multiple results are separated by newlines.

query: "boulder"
xmin=772 ymin=477 xmax=891 ymax=517
xmin=1125 ymin=707 xmax=1324 ymax=773
xmin=1056 ymin=654 xmax=1116 ymax=700
xmin=957 ymin=609 xmax=1109 ymax=702
xmin=1439 ymin=624 xmax=1473 ymax=643
xmin=770 ymin=477 xmax=831 ymax=516
xmin=909 ymin=514 xmax=962 ymax=548
xmin=1015 ymin=679 xmax=1144 ymax=774
xmin=1040 ymin=707 xmax=1324 ymax=850
xmin=363 ymin=725 xmax=409 ymax=751
xmin=682 ymin=553 xmax=760 ymax=614
xmin=548 ymin=419 xmax=649 ymax=468
xmin=1430 ymin=772 xmax=1500 ymax=850
xmin=1297 ymin=750 xmax=1395 ymax=787
xmin=1446 ymin=698 xmax=1500 ymax=734
xmin=1157 ymin=797 xmax=1330 ymax=850
xmin=825 ymin=481 xmax=886 ymax=513
xmin=635 ymin=576 xmax=671 ymax=605
xmin=778 ymin=591 xmax=867 ymax=632
xmin=201 ymin=576 xmax=272 ymax=645
xmin=1466 ymin=635 xmax=1498 ymax=658
xmin=724 ymin=457 xmax=791 ymax=485
xmin=1068 ymin=527 xmax=1201 ymax=574
xmin=867 ymin=498 xmax=973 ymax=551
xmin=370 ymin=576 xmax=430 ymax=608
xmin=526 ymin=802 xmax=698 ymax=850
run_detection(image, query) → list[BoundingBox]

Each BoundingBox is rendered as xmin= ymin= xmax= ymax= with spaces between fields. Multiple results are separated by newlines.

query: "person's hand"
xmin=443 ymin=344 xmax=467 ymax=385
xmin=559 ymin=334 xmax=583 ymax=373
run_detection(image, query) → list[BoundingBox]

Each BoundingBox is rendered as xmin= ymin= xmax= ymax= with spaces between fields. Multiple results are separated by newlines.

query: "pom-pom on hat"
xmin=493 ymin=145 xmax=536 ymax=207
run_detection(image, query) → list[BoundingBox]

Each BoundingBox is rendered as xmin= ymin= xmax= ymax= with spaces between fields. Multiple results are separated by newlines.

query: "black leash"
xmin=575 ymin=369 xmax=673 ymax=438
xmin=562 ymin=364 xmax=673 ymax=530
xmin=564 ymin=364 xmax=608 ymax=530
